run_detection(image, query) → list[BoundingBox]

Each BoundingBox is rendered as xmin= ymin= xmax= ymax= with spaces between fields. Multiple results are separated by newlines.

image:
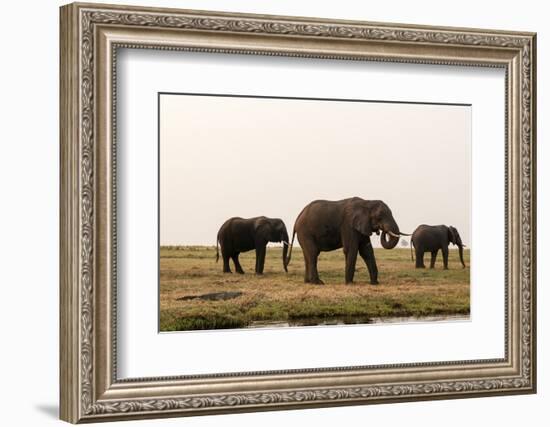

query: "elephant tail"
xmin=215 ymin=235 xmax=220 ymax=263
xmin=410 ymin=239 xmax=414 ymax=262
xmin=285 ymin=229 xmax=296 ymax=268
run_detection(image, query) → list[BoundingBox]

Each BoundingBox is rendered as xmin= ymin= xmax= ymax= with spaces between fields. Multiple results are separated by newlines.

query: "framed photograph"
xmin=60 ymin=2 xmax=536 ymax=423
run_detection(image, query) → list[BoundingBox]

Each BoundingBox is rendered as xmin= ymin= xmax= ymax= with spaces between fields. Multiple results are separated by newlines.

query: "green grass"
xmin=160 ymin=246 xmax=470 ymax=331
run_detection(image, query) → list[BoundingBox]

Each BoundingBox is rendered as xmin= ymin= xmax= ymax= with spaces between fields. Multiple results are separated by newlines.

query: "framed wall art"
xmin=60 ymin=2 xmax=537 ymax=423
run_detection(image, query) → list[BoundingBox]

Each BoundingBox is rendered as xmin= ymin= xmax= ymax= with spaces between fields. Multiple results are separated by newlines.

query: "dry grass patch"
xmin=160 ymin=246 xmax=470 ymax=331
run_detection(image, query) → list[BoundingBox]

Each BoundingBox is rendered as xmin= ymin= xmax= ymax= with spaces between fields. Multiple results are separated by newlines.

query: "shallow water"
xmin=249 ymin=313 xmax=470 ymax=328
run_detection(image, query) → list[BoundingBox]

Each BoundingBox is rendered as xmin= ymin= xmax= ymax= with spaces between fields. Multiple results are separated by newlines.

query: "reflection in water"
xmin=249 ymin=314 xmax=470 ymax=328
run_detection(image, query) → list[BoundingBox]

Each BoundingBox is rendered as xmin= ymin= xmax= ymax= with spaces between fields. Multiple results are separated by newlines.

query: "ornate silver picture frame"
xmin=60 ymin=2 xmax=536 ymax=423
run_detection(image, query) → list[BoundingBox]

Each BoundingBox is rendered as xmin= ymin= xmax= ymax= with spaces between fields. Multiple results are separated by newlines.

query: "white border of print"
xmin=116 ymin=48 xmax=504 ymax=378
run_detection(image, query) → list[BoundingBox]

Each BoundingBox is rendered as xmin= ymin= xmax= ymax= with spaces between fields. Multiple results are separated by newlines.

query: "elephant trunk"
xmin=281 ymin=229 xmax=289 ymax=272
xmin=380 ymin=231 xmax=399 ymax=249
xmin=457 ymin=237 xmax=466 ymax=268
xmin=380 ymin=219 xmax=400 ymax=250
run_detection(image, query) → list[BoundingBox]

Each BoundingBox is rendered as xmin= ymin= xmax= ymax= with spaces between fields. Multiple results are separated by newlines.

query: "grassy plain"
xmin=159 ymin=246 xmax=470 ymax=331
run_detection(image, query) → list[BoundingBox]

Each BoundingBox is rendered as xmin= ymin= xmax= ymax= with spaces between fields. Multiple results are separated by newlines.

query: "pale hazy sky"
xmin=160 ymin=94 xmax=471 ymax=247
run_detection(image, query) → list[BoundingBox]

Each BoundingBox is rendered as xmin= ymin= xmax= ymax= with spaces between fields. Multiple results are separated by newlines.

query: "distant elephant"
xmin=286 ymin=197 xmax=408 ymax=285
xmin=216 ymin=217 xmax=289 ymax=274
xmin=411 ymin=224 xmax=466 ymax=269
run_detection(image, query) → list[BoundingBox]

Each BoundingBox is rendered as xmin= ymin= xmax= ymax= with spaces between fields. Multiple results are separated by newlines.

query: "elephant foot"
xmin=416 ymin=265 xmax=425 ymax=269
xmin=370 ymin=280 xmax=379 ymax=285
xmin=236 ymin=270 xmax=245 ymax=274
xmin=345 ymin=280 xmax=353 ymax=285
xmin=311 ymin=278 xmax=325 ymax=285
xmin=444 ymin=267 xmax=449 ymax=270
xmin=223 ymin=270 xmax=232 ymax=274
xmin=255 ymin=272 xmax=264 ymax=275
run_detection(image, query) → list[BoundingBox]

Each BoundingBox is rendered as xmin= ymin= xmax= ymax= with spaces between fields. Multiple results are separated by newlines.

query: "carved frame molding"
xmin=60 ymin=2 xmax=536 ymax=423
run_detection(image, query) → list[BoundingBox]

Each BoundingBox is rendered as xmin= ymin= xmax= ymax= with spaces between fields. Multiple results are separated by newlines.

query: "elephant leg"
xmin=415 ymin=248 xmax=425 ymax=268
xmin=232 ymin=254 xmax=244 ymax=274
xmin=302 ymin=248 xmax=311 ymax=283
xmin=255 ymin=245 xmax=266 ymax=274
xmin=222 ymin=253 xmax=232 ymax=273
xmin=344 ymin=244 xmax=358 ymax=285
xmin=310 ymin=254 xmax=323 ymax=285
xmin=301 ymin=239 xmax=323 ymax=284
xmin=254 ymin=248 xmax=260 ymax=273
xmin=442 ymin=246 xmax=449 ymax=269
xmin=429 ymin=250 xmax=438 ymax=269
xmin=359 ymin=241 xmax=378 ymax=285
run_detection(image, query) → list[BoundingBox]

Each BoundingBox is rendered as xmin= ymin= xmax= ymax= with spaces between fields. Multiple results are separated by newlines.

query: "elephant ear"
xmin=447 ymin=226 xmax=457 ymax=245
xmin=254 ymin=219 xmax=272 ymax=241
xmin=350 ymin=206 xmax=372 ymax=236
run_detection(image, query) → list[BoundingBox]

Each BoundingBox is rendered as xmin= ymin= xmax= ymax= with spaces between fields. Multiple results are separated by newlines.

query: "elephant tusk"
xmin=399 ymin=232 xmax=412 ymax=236
xmin=282 ymin=241 xmax=289 ymax=246
xmin=386 ymin=231 xmax=401 ymax=238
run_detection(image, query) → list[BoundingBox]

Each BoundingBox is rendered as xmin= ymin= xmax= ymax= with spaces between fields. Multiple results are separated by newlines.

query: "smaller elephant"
xmin=216 ymin=216 xmax=289 ymax=274
xmin=411 ymin=224 xmax=466 ymax=269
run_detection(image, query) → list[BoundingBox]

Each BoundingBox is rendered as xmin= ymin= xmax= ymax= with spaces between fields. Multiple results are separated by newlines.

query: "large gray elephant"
xmin=410 ymin=224 xmax=466 ymax=269
xmin=216 ymin=216 xmax=289 ymax=274
xmin=286 ymin=197 xmax=407 ymax=285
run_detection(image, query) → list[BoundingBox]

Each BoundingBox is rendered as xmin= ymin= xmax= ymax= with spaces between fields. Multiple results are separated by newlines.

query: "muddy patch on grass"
xmin=177 ymin=291 xmax=243 ymax=301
